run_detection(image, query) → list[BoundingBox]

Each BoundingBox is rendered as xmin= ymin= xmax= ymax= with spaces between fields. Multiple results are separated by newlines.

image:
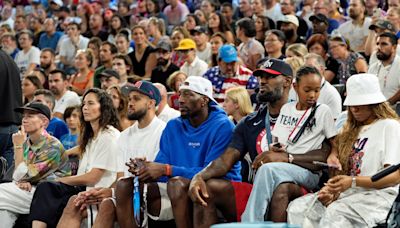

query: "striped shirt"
xmin=203 ymin=65 xmax=258 ymax=103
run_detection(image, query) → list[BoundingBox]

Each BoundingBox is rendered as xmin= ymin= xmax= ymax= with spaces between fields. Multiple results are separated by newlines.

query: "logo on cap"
xmin=134 ymin=81 xmax=143 ymax=88
xmin=262 ymin=59 xmax=274 ymax=68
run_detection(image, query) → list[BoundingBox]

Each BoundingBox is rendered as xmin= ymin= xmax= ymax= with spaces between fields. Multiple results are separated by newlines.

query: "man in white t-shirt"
xmin=48 ymin=69 xmax=81 ymax=119
xmin=368 ymin=32 xmax=400 ymax=107
xmin=60 ymin=81 xmax=167 ymax=227
xmin=337 ymin=0 xmax=371 ymax=52
xmin=191 ymin=26 xmax=212 ymax=64
xmin=14 ymin=29 xmax=40 ymax=78
xmin=154 ymin=83 xmax=180 ymax=123
xmin=59 ymin=22 xmax=89 ymax=70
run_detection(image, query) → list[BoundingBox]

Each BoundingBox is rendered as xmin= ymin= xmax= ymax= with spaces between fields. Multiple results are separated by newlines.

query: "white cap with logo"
xmin=179 ymin=76 xmax=219 ymax=105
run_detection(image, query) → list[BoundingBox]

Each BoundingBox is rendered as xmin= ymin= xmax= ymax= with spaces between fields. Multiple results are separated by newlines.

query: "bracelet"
xmin=165 ymin=164 xmax=172 ymax=176
xmin=288 ymin=153 xmax=294 ymax=163
xmin=14 ymin=145 xmax=23 ymax=149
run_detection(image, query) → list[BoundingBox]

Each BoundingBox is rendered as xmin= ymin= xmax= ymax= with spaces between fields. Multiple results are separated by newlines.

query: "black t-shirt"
xmin=82 ymin=30 xmax=109 ymax=41
xmin=150 ymin=63 xmax=180 ymax=90
xmin=326 ymin=56 xmax=340 ymax=84
xmin=0 ymin=50 xmax=22 ymax=125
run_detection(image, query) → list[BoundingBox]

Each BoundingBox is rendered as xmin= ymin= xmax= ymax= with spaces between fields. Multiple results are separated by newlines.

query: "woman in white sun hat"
xmin=287 ymin=73 xmax=400 ymax=227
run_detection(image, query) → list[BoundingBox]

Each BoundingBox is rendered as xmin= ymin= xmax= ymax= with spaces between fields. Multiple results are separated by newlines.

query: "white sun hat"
xmin=343 ymin=73 xmax=387 ymax=106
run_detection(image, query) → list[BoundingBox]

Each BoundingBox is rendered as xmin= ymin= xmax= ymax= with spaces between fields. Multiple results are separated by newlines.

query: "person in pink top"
xmin=163 ymin=0 xmax=190 ymax=27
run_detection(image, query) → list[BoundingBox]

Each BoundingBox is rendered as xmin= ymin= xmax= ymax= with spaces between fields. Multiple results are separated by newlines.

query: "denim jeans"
xmin=0 ymin=125 xmax=18 ymax=168
xmin=241 ymin=162 xmax=320 ymax=222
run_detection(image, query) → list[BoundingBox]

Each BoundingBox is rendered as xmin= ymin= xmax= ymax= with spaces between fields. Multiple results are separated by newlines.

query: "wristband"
xmin=351 ymin=176 xmax=357 ymax=188
xmin=165 ymin=164 xmax=172 ymax=176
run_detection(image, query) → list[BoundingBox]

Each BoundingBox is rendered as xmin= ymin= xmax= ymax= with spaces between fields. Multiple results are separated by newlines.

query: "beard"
xmin=128 ymin=108 xmax=147 ymax=121
xmin=157 ymin=58 xmax=169 ymax=66
xmin=256 ymin=86 xmax=283 ymax=104
xmin=2 ymin=46 xmax=13 ymax=55
xmin=283 ymin=29 xmax=295 ymax=40
xmin=376 ymin=51 xmax=392 ymax=61
xmin=41 ymin=62 xmax=51 ymax=69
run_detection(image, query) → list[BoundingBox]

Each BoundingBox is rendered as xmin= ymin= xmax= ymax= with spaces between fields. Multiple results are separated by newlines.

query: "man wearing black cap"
xmin=188 ymin=58 xmax=330 ymax=225
xmin=365 ymin=20 xmax=398 ymax=61
xmin=191 ymin=26 xmax=212 ymax=64
xmin=0 ymin=102 xmax=70 ymax=227
xmin=151 ymin=40 xmax=180 ymax=88
xmin=310 ymin=13 xmax=329 ymax=37
xmin=99 ymin=69 xmax=121 ymax=90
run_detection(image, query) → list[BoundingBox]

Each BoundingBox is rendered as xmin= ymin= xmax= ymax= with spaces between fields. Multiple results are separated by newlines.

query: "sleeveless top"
xmin=128 ymin=46 xmax=154 ymax=77
xmin=71 ymin=70 xmax=94 ymax=91
xmin=337 ymin=52 xmax=365 ymax=85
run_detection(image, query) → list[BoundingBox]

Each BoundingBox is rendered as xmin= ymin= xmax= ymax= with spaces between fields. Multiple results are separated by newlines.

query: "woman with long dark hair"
xmin=210 ymin=32 xmax=227 ymax=67
xmin=22 ymin=75 xmax=43 ymax=104
xmin=107 ymin=14 xmax=129 ymax=44
xmin=30 ymin=88 xmax=121 ymax=228
xmin=207 ymin=12 xmax=235 ymax=44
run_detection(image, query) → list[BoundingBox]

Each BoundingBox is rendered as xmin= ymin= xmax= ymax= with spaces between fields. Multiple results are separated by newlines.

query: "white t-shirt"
xmin=337 ymin=17 xmax=371 ymax=51
xmin=288 ymin=78 xmax=342 ymax=119
xmin=349 ymin=119 xmax=400 ymax=194
xmin=180 ymin=56 xmax=209 ymax=77
xmin=14 ymin=46 xmax=40 ymax=77
xmin=196 ymin=42 xmax=212 ymax=65
xmin=368 ymin=55 xmax=400 ymax=100
xmin=265 ymin=3 xmax=284 ymax=23
xmin=117 ymin=117 xmax=166 ymax=177
xmin=59 ymin=35 xmax=89 ymax=65
xmin=369 ymin=46 xmax=400 ymax=65
xmin=77 ymin=126 xmax=120 ymax=189
xmin=54 ymin=90 xmax=81 ymax=114
xmin=272 ymin=102 xmax=337 ymax=154
xmin=158 ymin=105 xmax=180 ymax=123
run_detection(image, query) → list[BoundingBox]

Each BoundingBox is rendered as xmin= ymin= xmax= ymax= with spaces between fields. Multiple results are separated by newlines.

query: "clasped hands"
xmin=252 ymin=143 xmax=288 ymax=170
xmin=126 ymin=158 xmax=166 ymax=182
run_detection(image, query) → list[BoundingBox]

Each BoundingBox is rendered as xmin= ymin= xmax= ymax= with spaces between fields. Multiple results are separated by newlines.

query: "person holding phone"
xmin=288 ymin=73 xmax=400 ymax=227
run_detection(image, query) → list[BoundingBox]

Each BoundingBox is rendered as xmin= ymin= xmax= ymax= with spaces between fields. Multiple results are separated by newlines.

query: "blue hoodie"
xmin=155 ymin=105 xmax=242 ymax=182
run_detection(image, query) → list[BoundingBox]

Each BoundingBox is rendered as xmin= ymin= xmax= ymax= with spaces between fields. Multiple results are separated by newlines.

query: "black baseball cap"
xmin=190 ymin=26 xmax=207 ymax=35
xmin=15 ymin=102 xmax=51 ymax=120
xmin=310 ymin=13 xmax=329 ymax=25
xmin=253 ymin=58 xmax=293 ymax=77
xmin=369 ymin=20 xmax=396 ymax=32
xmin=99 ymin=69 xmax=120 ymax=80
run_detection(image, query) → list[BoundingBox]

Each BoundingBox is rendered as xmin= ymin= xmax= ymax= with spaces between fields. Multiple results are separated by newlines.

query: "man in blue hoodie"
xmin=115 ymin=77 xmax=241 ymax=228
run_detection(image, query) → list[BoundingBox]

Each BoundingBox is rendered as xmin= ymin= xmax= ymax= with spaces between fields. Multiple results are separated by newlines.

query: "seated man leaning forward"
xmin=188 ymin=60 xmax=336 ymax=227
xmin=0 ymin=102 xmax=70 ymax=227
xmin=115 ymin=76 xmax=241 ymax=228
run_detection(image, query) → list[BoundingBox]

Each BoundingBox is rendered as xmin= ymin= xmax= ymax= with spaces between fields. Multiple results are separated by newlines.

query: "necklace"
xmin=377 ymin=63 xmax=393 ymax=89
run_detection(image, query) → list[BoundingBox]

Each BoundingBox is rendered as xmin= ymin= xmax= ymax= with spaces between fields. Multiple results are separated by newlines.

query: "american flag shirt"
xmin=203 ymin=65 xmax=258 ymax=104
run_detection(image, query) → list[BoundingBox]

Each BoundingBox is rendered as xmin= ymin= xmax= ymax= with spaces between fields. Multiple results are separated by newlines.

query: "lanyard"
xmin=377 ymin=63 xmax=393 ymax=89
xmin=265 ymin=107 xmax=273 ymax=150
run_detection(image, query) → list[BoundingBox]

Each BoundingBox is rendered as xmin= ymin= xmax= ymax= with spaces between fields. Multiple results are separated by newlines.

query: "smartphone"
xmin=312 ymin=161 xmax=340 ymax=169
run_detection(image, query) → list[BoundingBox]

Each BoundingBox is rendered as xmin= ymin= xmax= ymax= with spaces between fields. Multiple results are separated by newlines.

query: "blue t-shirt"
xmin=38 ymin=31 xmax=63 ymax=51
xmin=60 ymin=133 xmax=78 ymax=150
xmin=155 ymin=105 xmax=241 ymax=182
xmin=47 ymin=117 xmax=69 ymax=140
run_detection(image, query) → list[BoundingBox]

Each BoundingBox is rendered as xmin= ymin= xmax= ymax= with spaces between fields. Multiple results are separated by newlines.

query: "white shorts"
xmin=147 ymin=182 xmax=174 ymax=221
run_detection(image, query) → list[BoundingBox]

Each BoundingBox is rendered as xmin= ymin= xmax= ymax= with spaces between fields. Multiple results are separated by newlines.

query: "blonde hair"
xmin=286 ymin=43 xmax=308 ymax=58
xmin=335 ymin=103 xmax=399 ymax=175
xmin=285 ymin=56 xmax=304 ymax=76
xmin=167 ymin=71 xmax=188 ymax=91
xmin=148 ymin=17 xmax=166 ymax=35
xmin=225 ymin=87 xmax=253 ymax=117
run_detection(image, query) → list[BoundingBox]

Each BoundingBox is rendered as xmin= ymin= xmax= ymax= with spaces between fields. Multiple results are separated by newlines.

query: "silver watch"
xmin=351 ymin=176 xmax=357 ymax=188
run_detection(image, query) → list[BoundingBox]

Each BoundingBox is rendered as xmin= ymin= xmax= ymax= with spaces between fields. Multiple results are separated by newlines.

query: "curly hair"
xmin=335 ymin=103 xmax=398 ymax=175
xmin=79 ymin=88 xmax=120 ymax=154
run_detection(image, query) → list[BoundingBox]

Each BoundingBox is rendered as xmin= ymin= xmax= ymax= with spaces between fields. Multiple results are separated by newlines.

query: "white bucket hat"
xmin=343 ymin=73 xmax=386 ymax=106
xmin=179 ymin=76 xmax=219 ymax=105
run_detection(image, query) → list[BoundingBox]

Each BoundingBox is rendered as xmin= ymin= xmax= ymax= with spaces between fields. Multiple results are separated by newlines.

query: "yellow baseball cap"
xmin=175 ymin=39 xmax=196 ymax=51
